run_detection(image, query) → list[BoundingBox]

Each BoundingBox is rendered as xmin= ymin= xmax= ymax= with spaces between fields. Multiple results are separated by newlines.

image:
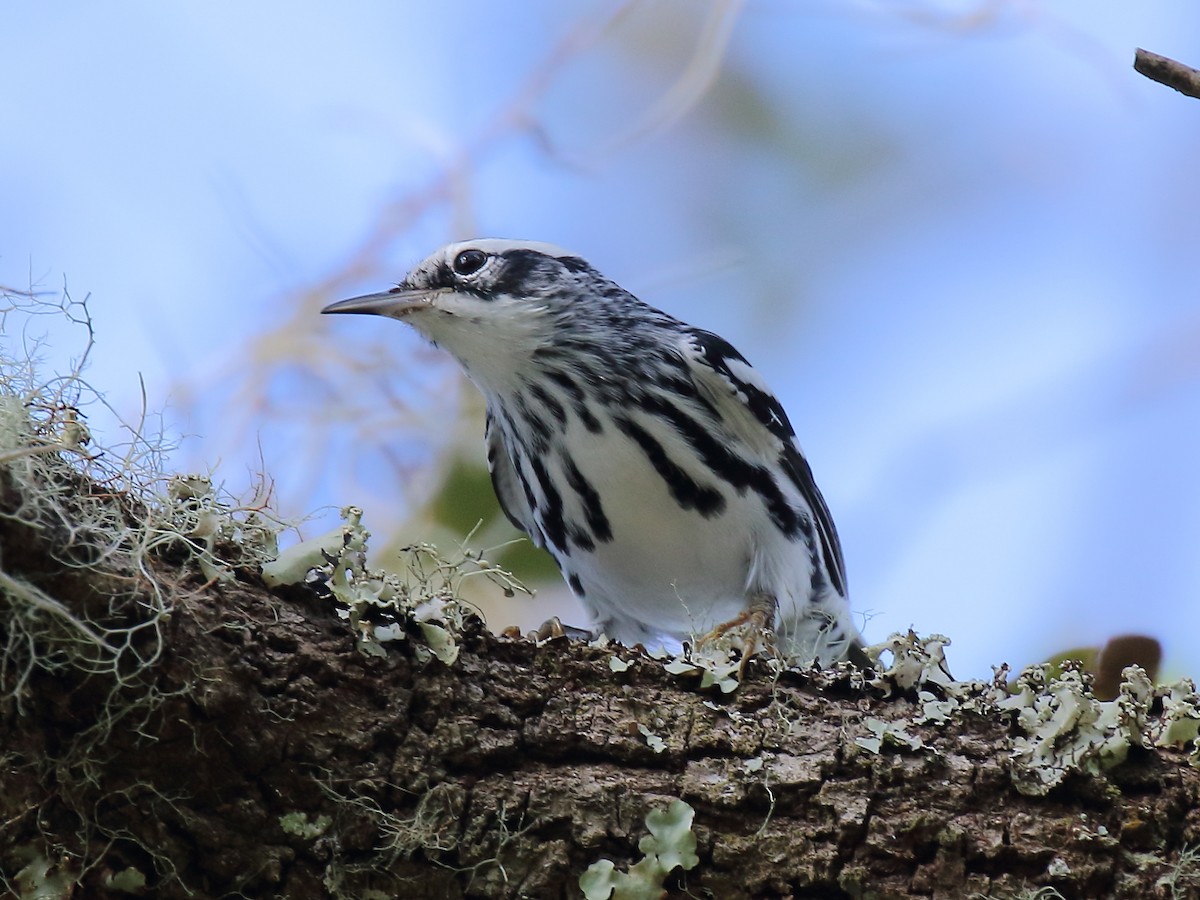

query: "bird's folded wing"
xmin=679 ymin=329 xmax=846 ymax=595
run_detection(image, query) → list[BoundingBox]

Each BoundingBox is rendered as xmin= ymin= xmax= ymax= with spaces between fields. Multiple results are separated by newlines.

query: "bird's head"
xmin=322 ymin=238 xmax=620 ymax=392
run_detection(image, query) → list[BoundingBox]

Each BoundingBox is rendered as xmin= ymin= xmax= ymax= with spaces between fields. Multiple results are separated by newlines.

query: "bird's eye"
xmin=452 ymin=249 xmax=488 ymax=277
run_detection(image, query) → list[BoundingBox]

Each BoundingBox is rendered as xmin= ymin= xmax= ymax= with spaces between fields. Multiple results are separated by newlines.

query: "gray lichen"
xmin=856 ymin=631 xmax=1200 ymax=797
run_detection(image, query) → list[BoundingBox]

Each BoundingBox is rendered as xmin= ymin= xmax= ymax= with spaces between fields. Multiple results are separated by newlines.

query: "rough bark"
xmin=1134 ymin=48 xmax=1200 ymax=100
xmin=2 ymin=472 xmax=1199 ymax=900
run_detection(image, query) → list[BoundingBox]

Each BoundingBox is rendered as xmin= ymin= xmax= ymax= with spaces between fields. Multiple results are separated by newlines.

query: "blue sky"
xmin=4 ymin=1 xmax=1199 ymax=678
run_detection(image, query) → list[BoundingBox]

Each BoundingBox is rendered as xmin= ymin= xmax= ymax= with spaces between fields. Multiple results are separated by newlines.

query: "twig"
xmin=1134 ymin=48 xmax=1200 ymax=100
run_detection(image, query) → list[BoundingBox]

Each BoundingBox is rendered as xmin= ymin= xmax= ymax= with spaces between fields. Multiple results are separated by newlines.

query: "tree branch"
xmin=3 ymin=458 xmax=1200 ymax=898
xmin=1134 ymin=48 xmax=1200 ymax=100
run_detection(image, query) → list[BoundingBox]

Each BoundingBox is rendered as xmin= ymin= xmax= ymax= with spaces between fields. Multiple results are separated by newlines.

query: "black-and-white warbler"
xmin=323 ymin=240 xmax=866 ymax=666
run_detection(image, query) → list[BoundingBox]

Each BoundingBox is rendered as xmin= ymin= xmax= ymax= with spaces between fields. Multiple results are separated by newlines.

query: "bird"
xmin=322 ymin=239 xmax=867 ymax=667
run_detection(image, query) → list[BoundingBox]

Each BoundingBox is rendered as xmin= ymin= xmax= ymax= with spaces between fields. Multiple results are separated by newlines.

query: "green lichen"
xmin=856 ymin=716 xmax=924 ymax=754
xmin=580 ymin=799 xmax=699 ymax=900
xmin=663 ymin=648 xmax=740 ymax=694
xmin=279 ymin=812 xmax=332 ymax=840
xmin=1001 ymin=662 xmax=1152 ymax=795
xmin=103 ymin=866 xmax=148 ymax=894
xmin=1152 ymin=680 xmax=1200 ymax=761
xmin=261 ymin=506 xmax=524 ymax=666
xmin=843 ymin=632 xmax=1200 ymax=796
xmin=638 ymin=724 xmax=667 ymax=754
xmin=866 ymin=630 xmax=956 ymax=694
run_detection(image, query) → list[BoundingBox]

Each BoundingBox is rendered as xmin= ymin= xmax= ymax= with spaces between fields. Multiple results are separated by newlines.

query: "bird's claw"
xmin=697 ymin=595 xmax=778 ymax=679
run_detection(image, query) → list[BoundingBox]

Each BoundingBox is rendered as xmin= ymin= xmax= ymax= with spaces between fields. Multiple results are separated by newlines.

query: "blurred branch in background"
xmin=145 ymin=1 xmax=1200 ymax=669
xmin=179 ymin=3 xmax=630 ymax=526
xmin=179 ymin=2 xmax=752 ymax=631
xmin=581 ymin=0 xmax=745 ymax=163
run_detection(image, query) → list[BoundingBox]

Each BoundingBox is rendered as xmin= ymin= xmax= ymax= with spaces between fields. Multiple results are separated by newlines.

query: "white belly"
xmin=548 ymin=415 xmax=770 ymax=647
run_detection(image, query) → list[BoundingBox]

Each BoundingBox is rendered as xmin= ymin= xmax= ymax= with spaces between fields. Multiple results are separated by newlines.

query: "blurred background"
xmin=2 ymin=0 xmax=1198 ymax=680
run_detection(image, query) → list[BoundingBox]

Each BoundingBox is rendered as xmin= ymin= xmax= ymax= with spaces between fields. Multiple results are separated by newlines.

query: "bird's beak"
xmin=321 ymin=288 xmax=431 ymax=318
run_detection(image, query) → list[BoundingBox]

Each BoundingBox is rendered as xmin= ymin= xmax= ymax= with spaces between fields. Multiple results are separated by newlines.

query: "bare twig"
xmin=1134 ymin=48 xmax=1200 ymax=100
xmin=585 ymin=0 xmax=746 ymax=163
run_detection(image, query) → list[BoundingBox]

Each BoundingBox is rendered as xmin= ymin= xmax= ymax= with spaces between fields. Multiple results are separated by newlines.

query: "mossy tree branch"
xmin=2 ymin=458 xmax=1200 ymax=900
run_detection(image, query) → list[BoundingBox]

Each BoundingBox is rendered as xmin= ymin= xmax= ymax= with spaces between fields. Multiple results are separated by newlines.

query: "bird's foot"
xmin=696 ymin=594 xmax=778 ymax=679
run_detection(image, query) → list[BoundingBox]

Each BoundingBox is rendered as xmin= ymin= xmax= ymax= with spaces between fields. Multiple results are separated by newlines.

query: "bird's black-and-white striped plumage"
xmin=323 ymin=239 xmax=863 ymax=663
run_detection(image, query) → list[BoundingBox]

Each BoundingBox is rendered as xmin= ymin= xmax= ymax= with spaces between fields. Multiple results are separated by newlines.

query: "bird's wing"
xmin=678 ymin=329 xmax=846 ymax=595
xmin=485 ymin=409 xmax=543 ymax=547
